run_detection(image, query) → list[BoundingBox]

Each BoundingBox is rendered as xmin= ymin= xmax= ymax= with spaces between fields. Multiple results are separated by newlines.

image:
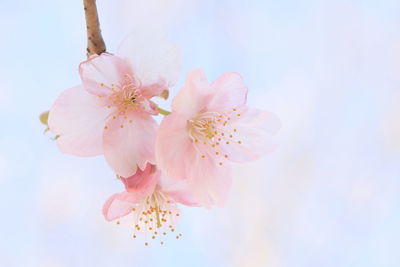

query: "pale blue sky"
xmin=0 ymin=1 xmax=399 ymax=266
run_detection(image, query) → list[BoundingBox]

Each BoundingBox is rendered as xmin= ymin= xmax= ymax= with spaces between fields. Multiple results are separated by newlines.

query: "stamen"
xmin=119 ymin=188 xmax=181 ymax=245
xmin=187 ymin=109 xmax=243 ymax=164
xmin=102 ymin=74 xmax=145 ymax=114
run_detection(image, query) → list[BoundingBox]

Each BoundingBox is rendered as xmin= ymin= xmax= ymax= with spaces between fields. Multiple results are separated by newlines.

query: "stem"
xmin=83 ymin=0 xmax=106 ymax=57
xmin=158 ymin=107 xmax=171 ymax=116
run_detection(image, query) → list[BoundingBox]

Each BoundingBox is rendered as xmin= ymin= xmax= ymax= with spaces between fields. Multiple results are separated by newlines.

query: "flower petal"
xmin=187 ymin=154 xmax=232 ymax=208
xmin=103 ymin=112 xmax=157 ymax=177
xmin=48 ymin=86 xmax=112 ymax=157
xmin=206 ymin=72 xmax=248 ymax=112
xmin=79 ymin=53 xmax=133 ymax=97
xmin=156 ymin=113 xmax=232 ymax=208
xmin=102 ymin=191 xmax=144 ymax=221
xmin=118 ymin=31 xmax=182 ymax=97
xmin=120 ymin=163 xmax=160 ymax=195
xmin=172 ymin=69 xmax=211 ymax=117
xmin=220 ymin=107 xmax=281 ymax=163
xmin=155 ymin=113 xmax=193 ymax=181
xmin=161 ymin=179 xmax=200 ymax=207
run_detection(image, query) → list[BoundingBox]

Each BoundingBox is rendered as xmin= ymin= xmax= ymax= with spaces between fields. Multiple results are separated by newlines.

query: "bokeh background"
xmin=1 ymin=0 xmax=399 ymax=266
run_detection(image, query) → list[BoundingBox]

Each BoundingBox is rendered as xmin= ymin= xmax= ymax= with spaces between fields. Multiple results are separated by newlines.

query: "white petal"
xmin=117 ymin=30 xmax=182 ymax=89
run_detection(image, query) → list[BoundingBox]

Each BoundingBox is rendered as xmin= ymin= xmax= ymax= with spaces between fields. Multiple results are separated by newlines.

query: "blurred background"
xmin=0 ymin=0 xmax=399 ymax=266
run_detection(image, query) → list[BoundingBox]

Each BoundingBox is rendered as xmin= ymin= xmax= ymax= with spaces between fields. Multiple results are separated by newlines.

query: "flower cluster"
xmin=48 ymin=33 xmax=280 ymax=245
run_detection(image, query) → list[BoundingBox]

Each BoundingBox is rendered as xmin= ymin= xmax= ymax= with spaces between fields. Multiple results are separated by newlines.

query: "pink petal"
xmin=139 ymin=84 xmax=168 ymax=100
xmin=48 ymin=86 xmax=112 ymax=157
xmin=172 ymin=69 xmax=211 ymax=118
xmin=161 ymin=179 xmax=200 ymax=207
xmin=187 ymin=154 xmax=232 ymax=208
xmin=206 ymin=72 xmax=248 ymax=112
xmin=156 ymin=111 xmax=232 ymax=208
xmin=219 ymin=107 xmax=281 ymax=163
xmin=79 ymin=53 xmax=132 ymax=97
xmin=102 ymin=191 xmax=144 ymax=221
xmin=120 ymin=163 xmax=159 ymax=195
xmin=117 ymin=31 xmax=182 ymax=97
xmin=155 ymin=113 xmax=193 ymax=181
xmin=102 ymin=113 xmax=157 ymax=177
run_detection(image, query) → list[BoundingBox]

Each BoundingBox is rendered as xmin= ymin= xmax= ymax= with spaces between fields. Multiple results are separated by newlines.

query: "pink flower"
xmin=48 ymin=33 xmax=181 ymax=177
xmin=103 ymin=163 xmax=197 ymax=244
xmin=156 ymin=69 xmax=281 ymax=208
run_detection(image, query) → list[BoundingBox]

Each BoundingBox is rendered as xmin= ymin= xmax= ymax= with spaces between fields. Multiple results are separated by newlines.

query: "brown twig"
xmin=83 ymin=0 xmax=106 ymax=57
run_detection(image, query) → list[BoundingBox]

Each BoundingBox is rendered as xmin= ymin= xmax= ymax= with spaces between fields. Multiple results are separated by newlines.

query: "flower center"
xmin=117 ymin=189 xmax=182 ymax=246
xmin=102 ymin=74 xmax=145 ymax=115
xmin=187 ymin=109 xmax=243 ymax=165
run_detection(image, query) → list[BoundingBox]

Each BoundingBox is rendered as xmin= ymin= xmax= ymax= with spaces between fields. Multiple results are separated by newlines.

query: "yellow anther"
xmin=120 ymin=125 xmax=124 ymax=128
xmin=104 ymin=126 xmax=108 ymax=130
xmin=219 ymin=162 xmax=223 ymax=166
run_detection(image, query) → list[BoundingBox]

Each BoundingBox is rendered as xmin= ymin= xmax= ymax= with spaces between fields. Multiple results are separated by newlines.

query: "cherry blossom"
xmin=103 ymin=163 xmax=197 ymax=245
xmin=156 ymin=69 xmax=281 ymax=207
xmin=48 ymin=33 xmax=181 ymax=177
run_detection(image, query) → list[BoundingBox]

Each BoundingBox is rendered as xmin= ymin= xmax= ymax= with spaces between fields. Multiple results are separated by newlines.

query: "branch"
xmin=83 ymin=0 xmax=106 ymax=57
